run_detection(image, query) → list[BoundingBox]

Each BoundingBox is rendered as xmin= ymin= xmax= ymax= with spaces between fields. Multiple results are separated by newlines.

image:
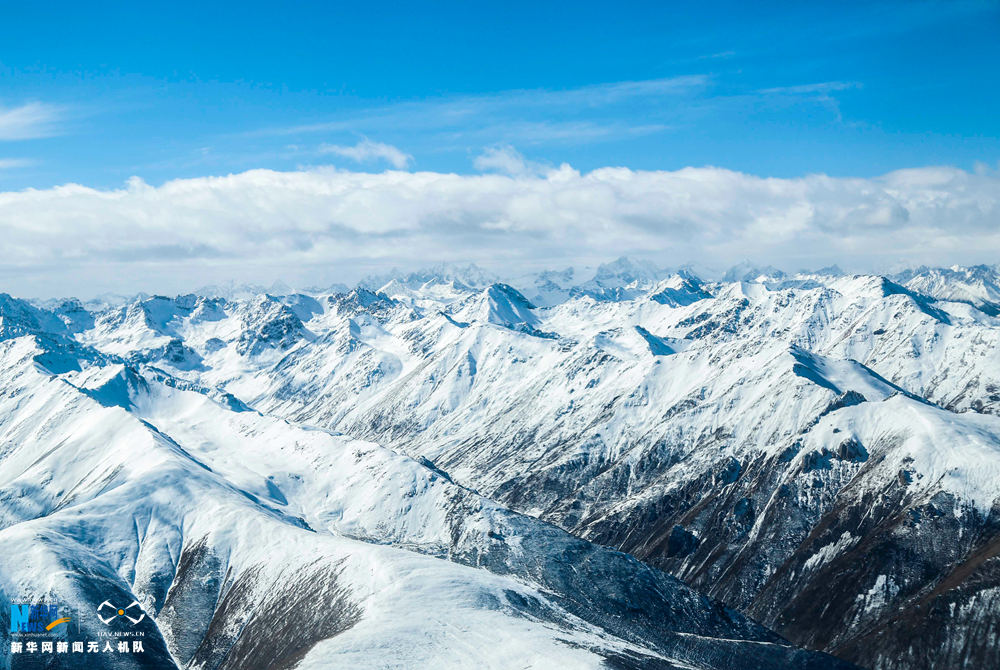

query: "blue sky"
xmin=0 ymin=1 xmax=999 ymax=297
xmin=1 ymin=0 xmax=998 ymax=190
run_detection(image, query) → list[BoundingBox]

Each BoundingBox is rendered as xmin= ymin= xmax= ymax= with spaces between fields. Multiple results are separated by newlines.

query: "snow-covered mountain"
xmin=894 ymin=264 xmax=1000 ymax=317
xmin=511 ymin=257 xmax=668 ymax=307
xmin=4 ymin=260 xmax=1000 ymax=669
xmin=3 ymin=337 xmax=850 ymax=670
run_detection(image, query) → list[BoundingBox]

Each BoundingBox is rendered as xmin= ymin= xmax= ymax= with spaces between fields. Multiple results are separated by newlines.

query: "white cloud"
xmin=0 ymin=158 xmax=34 ymax=170
xmin=473 ymin=145 xmax=548 ymax=177
xmin=0 ymin=163 xmax=997 ymax=297
xmin=317 ymin=139 xmax=412 ymax=169
xmin=0 ymin=102 xmax=65 ymax=141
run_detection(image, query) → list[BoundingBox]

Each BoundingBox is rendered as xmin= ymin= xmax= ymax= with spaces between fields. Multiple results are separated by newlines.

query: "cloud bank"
xmin=0 ymin=163 xmax=997 ymax=297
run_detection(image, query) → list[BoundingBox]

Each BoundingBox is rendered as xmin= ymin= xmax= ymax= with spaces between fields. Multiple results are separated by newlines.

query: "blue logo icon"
xmin=9 ymin=604 xmax=71 ymax=633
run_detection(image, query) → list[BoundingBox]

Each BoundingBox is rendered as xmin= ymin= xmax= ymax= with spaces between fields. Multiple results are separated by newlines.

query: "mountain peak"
xmin=723 ymin=260 xmax=787 ymax=283
xmin=449 ymin=282 xmax=541 ymax=331
xmin=593 ymin=256 xmax=664 ymax=285
xmin=361 ymin=262 xmax=499 ymax=292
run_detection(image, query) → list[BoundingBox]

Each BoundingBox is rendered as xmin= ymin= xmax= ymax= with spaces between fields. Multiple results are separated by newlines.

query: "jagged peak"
xmin=649 ymin=272 xmax=713 ymax=307
xmin=448 ymin=283 xmax=541 ymax=331
xmin=360 ymin=262 xmax=499 ymax=292
xmin=333 ymin=286 xmax=395 ymax=306
xmin=0 ymin=293 xmax=69 ymax=338
xmin=723 ymin=260 xmax=787 ymax=283
xmin=593 ymin=256 xmax=664 ymax=284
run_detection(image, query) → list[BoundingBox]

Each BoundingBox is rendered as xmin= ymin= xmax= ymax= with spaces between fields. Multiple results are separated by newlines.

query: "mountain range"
xmin=3 ymin=258 xmax=1000 ymax=669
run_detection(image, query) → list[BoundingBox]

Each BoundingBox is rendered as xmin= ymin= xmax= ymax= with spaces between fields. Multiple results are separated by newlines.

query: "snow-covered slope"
xmin=5 ymin=261 xmax=1000 ymax=669
xmin=0 ymin=322 xmax=851 ymax=668
xmin=895 ymin=264 xmax=1000 ymax=316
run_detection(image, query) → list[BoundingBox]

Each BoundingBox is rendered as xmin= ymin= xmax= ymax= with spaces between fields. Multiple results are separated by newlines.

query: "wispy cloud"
xmin=0 ymin=102 xmax=66 ymax=141
xmin=486 ymin=75 xmax=710 ymax=110
xmin=0 ymin=158 xmax=35 ymax=170
xmin=700 ymin=50 xmax=737 ymax=60
xmin=444 ymin=121 xmax=671 ymax=147
xmin=236 ymin=72 xmax=865 ymax=158
xmin=319 ymin=139 xmax=412 ymax=169
xmin=249 ymin=76 xmax=708 ymax=145
xmin=752 ymin=81 xmax=862 ymax=123
xmin=758 ymin=81 xmax=860 ymax=95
